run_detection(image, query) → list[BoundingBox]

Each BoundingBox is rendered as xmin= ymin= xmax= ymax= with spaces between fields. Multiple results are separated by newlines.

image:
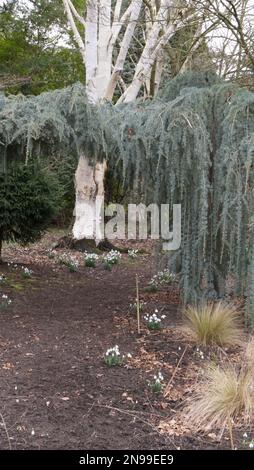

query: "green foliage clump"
xmin=0 ymin=163 xmax=60 ymax=260
xmin=0 ymin=0 xmax=84 ymax=95
xmin=48 ymin=153 xmax=77 ymax=224
xmin=2 ymin=71 xmax=254 ymax=324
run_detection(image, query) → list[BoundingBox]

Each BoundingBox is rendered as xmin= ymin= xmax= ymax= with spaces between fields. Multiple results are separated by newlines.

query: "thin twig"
xmin=0 ymin=412 xmax=12 ymax=450
xmin=87 ymin=403 xmax=178 ymax=449
xmin=228 ymin=416 xmax=234 ymax=450
xmin=136 ymin=274 xmax=141 ymax=334
xmin=164 ymin=346 xmax=188 ymax=397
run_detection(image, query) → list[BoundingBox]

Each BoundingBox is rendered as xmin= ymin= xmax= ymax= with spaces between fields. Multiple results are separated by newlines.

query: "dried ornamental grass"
xmin=184 ymin=339 xmax=254 ymax=434
xmin=183 ymin=302 xmax=243 ymax=347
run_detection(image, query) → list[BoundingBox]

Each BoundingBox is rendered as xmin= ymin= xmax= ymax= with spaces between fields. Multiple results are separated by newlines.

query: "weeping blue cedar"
xmin=1 ymin=72 xmax=254 ymax=322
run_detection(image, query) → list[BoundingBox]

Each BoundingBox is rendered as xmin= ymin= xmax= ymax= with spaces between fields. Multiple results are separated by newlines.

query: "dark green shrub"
xmin=0 ymin=163 xmax=60 ymax=260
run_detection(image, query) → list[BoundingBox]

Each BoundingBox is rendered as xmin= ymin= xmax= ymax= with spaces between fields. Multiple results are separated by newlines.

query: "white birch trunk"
xmin=119 ymin=24 xmax=176 ymax=103
xmin=72 ymin=0 xmax=107 ymax=242
xmin=96 ymin=0 xmax=112 ymax=98
xmin=85 ymin=0 xmax=99 ymax=103
xmin=73 ymin=156 xmax=107 ymax=241
xmin=117 ymin=0 xmax=175 ymax=103
xmin=105 ymin=0 xmax=143 ymax=101
xmin=62 ymin=0 xmax=203 ymax=242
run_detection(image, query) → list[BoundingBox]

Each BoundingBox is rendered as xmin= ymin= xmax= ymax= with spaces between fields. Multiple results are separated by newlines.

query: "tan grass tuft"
xmin=183 ymin=301 xmax=243 ymax=347
xmin=184 ymin=339 xmax=254 ymax=431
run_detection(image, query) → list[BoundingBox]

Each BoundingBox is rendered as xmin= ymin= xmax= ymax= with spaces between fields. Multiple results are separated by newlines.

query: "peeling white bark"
xmin=118 ymin=0 xmax=176 ymax=103
xmin=95 ymin=0 xmax=113 ymax=99
xmin=105 ymin=0 xmax=142 ymax=101
xmin=85 ymin=0 xmax=99 ymax=103
xmin=62 ymin=0 xmax=86 ymax=65
xmin=61 ymin=0 xmax=205 ymax=241
xmin=73 ymin=156 xmax=107 ymax=241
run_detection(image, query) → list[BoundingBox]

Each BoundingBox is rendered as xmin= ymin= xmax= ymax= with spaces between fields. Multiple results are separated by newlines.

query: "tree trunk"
xmin=65 ymin=0 xmax=194 ymax=244
xmin=72 ymin=155 xmax=106 ymax=245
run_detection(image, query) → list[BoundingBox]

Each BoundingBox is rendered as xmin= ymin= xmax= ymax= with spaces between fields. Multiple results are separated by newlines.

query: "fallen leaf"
xmin=2 ymin=362 xmax=14 ymax=369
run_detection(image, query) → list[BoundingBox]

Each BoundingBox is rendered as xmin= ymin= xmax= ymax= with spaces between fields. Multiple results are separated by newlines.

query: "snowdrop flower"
xmin=105 ymin=344 xmax=123 ymax=367
xmin=151 ymin=372 xmax=164 ymax=392
xmin=84 ymin=252 xmax=99 ymax=261
xmin=128 ymin=249 xmax=138 ymax=258
xmin=144 ymin=310 xmax=166 ymax=329
xmin=249 ymin=442 xmax=254 ymax=449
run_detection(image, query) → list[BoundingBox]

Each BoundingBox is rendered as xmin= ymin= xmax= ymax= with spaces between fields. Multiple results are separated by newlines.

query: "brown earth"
xmin=0 ymin=232 xmax=252 ymax=450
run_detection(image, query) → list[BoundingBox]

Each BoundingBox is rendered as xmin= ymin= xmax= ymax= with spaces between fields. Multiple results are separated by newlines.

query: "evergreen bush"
xmin=0 ymin=163 xmax=60 ymax=261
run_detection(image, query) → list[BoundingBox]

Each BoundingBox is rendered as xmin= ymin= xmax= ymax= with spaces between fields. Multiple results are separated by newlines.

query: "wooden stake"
xmin=228 ymin=416 xmax=234 ymax=450
xmin=136 ymin=274 xmax=140 ymax=334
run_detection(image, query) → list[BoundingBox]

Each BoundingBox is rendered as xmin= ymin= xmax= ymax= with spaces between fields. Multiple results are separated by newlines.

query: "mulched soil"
xmin=0 ymin=231 xmax=253 ymax=450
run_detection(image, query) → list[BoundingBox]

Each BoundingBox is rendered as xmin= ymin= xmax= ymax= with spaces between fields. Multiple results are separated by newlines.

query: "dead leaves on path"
xmin=2 ymin=362 xmax=14 ymax=370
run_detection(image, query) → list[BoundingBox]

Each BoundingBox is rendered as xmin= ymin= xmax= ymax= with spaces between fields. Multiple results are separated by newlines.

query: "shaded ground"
xmin=0 ymin=232 xmax=253 ymax=450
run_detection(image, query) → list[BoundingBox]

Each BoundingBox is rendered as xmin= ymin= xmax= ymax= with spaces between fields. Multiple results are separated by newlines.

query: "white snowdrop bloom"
xmin=243 ymin=432 xmax=248 ymax=438
xmin=249 ymin=442 xmax=254 ymax=449
xmin=31 ymin=429 xmax=35 ymax=436
xmin=127 ymin=353 xmax=132 ymax=358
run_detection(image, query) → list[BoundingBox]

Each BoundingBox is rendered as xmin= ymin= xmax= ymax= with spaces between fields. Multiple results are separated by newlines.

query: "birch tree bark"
xmin=62 ymin=0 xmax=209 ymax=243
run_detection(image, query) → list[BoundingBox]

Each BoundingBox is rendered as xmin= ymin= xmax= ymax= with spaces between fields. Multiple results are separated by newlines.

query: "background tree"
xmin=0 ymin=162 xmax=61 ymax=262
xmin=0 ymin=0 xmax=84 ymax=94
xmin=197 ymin=0 xmax=254 ymax=87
